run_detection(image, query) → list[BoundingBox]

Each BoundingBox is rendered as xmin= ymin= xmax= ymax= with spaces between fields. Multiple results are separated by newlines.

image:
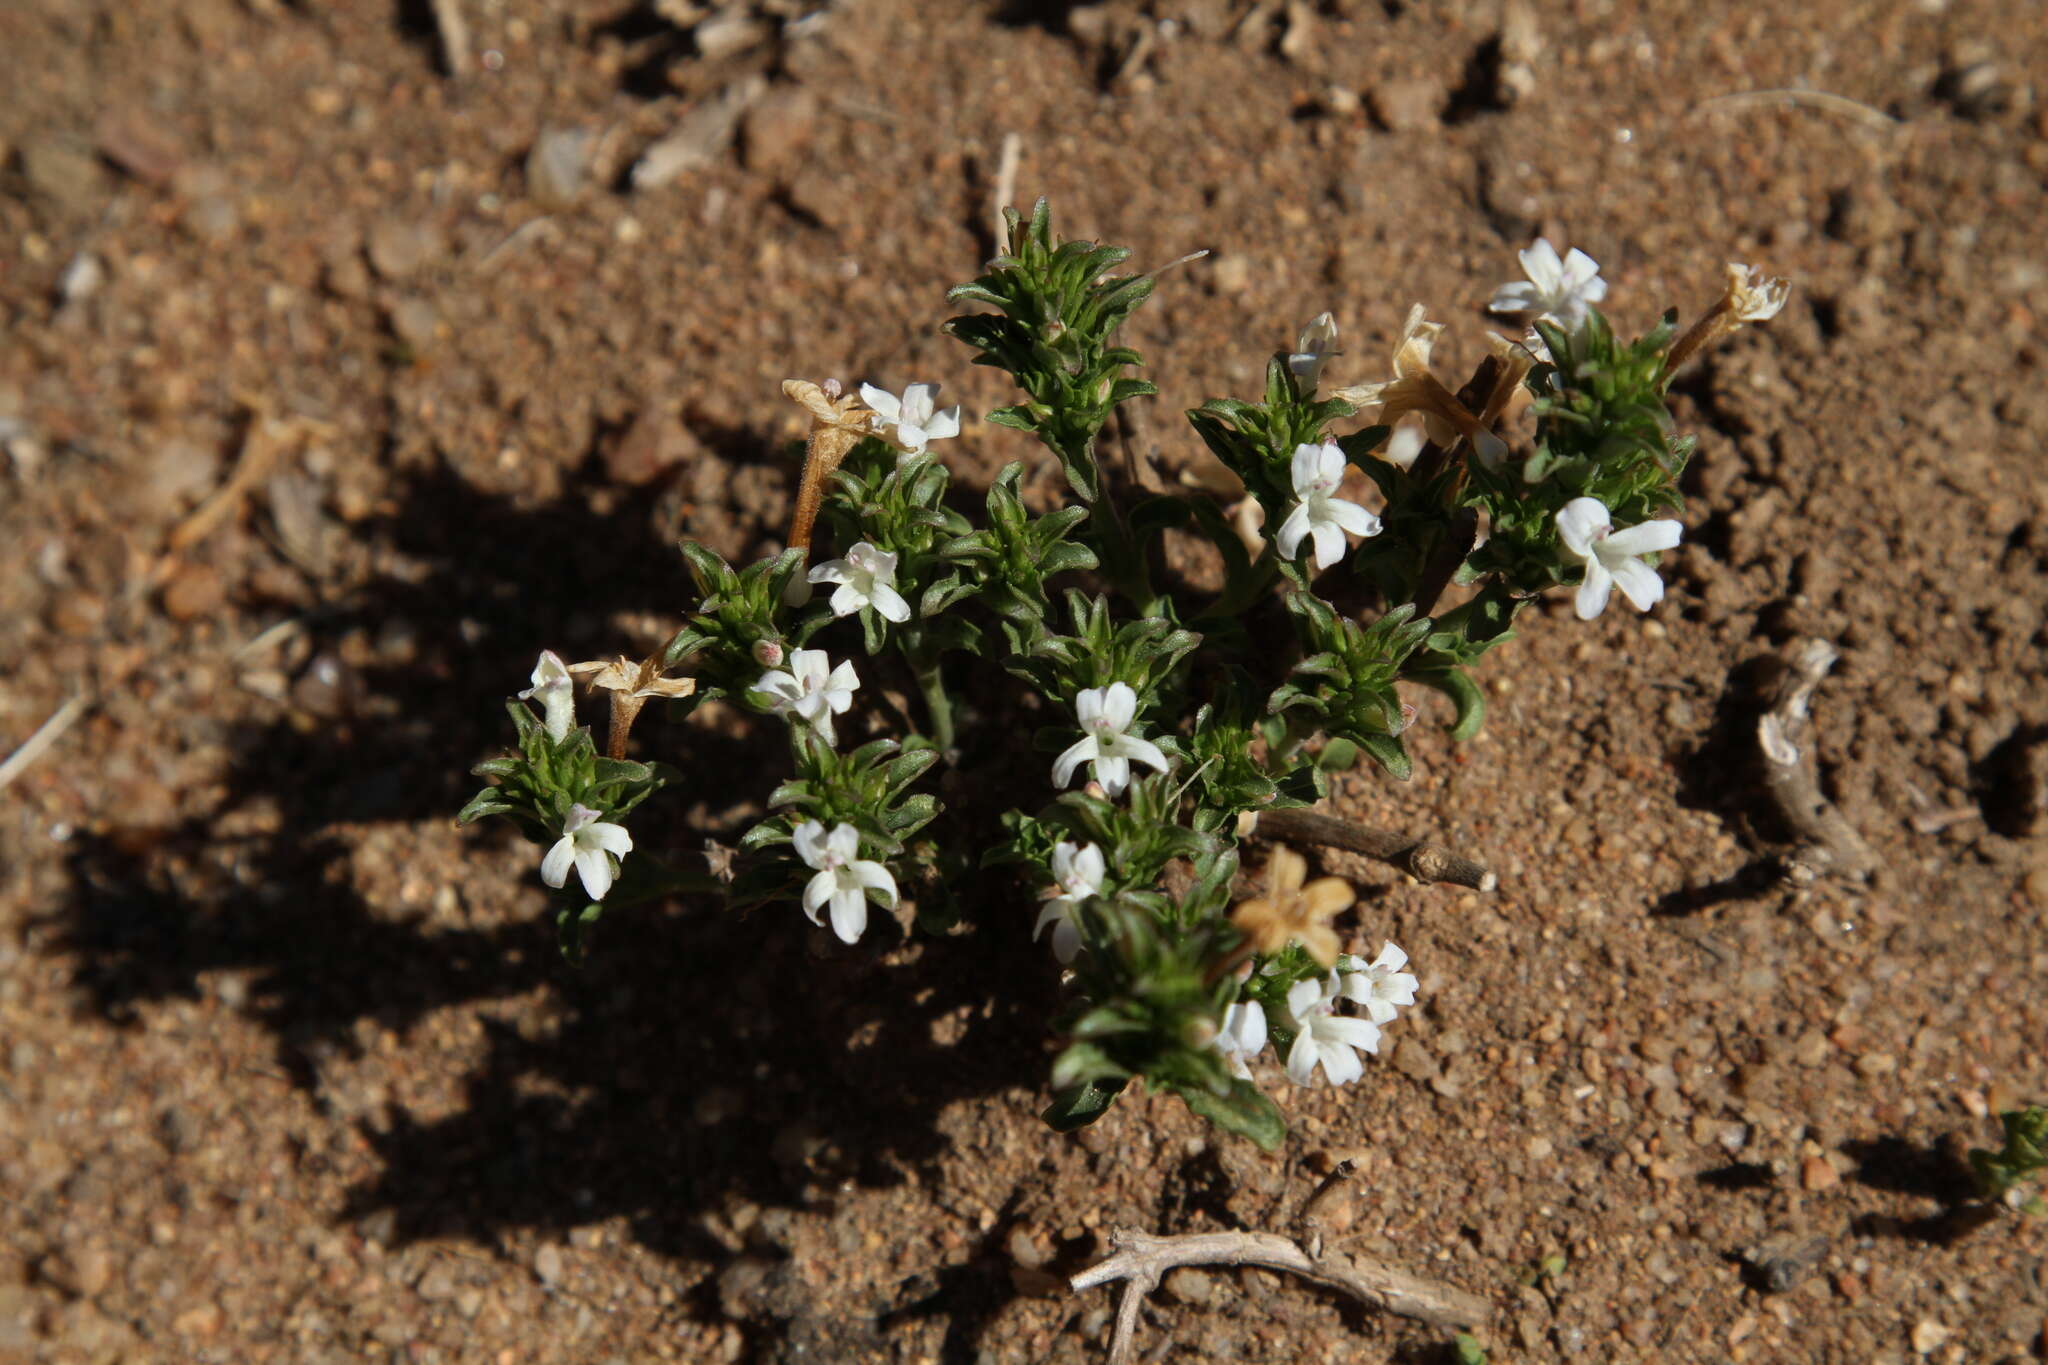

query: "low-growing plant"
xmin=1970 ymin=1105 xmax=2048 ymax=1212
xmin=461 ymin=203 xmax=1786 ymax=1150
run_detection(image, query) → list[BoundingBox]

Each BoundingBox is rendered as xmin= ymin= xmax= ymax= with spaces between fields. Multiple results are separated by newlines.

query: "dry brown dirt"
xmin=3 ymin=1 xmax=2047 ymax=1362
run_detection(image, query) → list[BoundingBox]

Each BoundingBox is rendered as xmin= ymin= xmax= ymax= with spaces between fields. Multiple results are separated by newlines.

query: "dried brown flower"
xmin=782 ymin=378 xmax=880 ymax=557
xmin=1231 ymin=846 xmax=1355 ymax=967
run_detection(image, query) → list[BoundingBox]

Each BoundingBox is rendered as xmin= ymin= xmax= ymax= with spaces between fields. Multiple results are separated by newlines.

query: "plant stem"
xmin=911 ymin=651 xmax=956 ymax=752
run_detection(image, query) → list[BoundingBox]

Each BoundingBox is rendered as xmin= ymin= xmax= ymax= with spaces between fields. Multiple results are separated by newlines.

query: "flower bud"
xmin=752 ymin=638 xmax=785 ymax=669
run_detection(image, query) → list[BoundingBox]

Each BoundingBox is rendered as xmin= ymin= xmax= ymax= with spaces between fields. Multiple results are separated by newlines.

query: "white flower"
xmin=519 ymin=650 xmax=575 ymax=743
xmin=1034 ymin=841 xmax=1104 ymax=964
xmin=1382 ymin=422 xmax=1426 ymax=471
xmin=1284 ymin=971 xmax=1382 ymax=1087
xmin=1554 ymin=496 xmax=1683 ymax=621
xmin=808 ymin=541 xmax=912 ymax=624
xmin=1488 ymin=238 xmax=1608 ymax=329
xmin=793 ymin=820 xmax=897 ymax=945
xmin=1275 ymin=441 xmax=1381 ymax=570
xmin=755 ymin=648 xmax=860 ymax=745
xmin=1215 ymin=1001 xmax=1269 ymax=1080
xmin=1286 ymin=312 xmax=1339 ymax=390
xmin=1052 ymin=682 xmax=1173 ymax=798
xmin=1340 ymin=942 xmax=1419 ymax=1025
xmin=1727 ymin=263 xmax=1789 ymax=322
xmin=859 ymin=382 xmax=961 ymax=459
xmin=541 ymin=803 xmax=633 ymax=901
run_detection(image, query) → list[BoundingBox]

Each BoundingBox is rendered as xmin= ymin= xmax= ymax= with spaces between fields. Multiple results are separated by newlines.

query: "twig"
xmin=477 ymin=215 xmax=559 ymax=271
xmin=429 ymin=0 xmax=472 ymax=77
xmin=154 ymin=402 xmax=334 ymax=590
xmin=1755 ymin=639 xmax=1877 ymax=882
xmin=1244 ymin=808 xmax=1497 ymax=892
xmin=990 ymin=131 xmax=1022 ymax=254
xmin=1909 ymin=805 xmax=1980 ymax=835
xmin=0 ymin=694 xmax=91 ymax=794
xmin=1072 ymin=1226 xmax=1488 ymax=1363
xmin=1694 ymin=88 xmax=1899 ymax=131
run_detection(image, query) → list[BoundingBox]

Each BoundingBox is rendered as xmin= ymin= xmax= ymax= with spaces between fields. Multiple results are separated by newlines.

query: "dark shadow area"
xmin=1973 ymin=723 xmax=2046 ymax=839
xmin=1157 ymin=1142 xmax=1244 ymax=1232
xmin=1655 ymin=653 xmax=1796 ymax=912
xmin=879 ymin=1191 xmax=1039 ymax=1365
xmin=1696 ymin=1161 xmax=1775 ymax=1192
xmin=46 ymin=435 xmax=1062 ymax=1355
xmin=390 ymin=0 xmax=449 ymax=74
xmin=1650 ymin=863 xmax=1781 ymax=917
xmin=589 ymin=0 xmax=692 ymax=100
xmin=1842 ymin=1135 xmax=1999 ymax=1246
xmin=1440 ymin=36 xmax=1507 ymax=126
xmin=1842 ymin=1135 xmax=1975 ymax=1205
xmin=989 ymin=0 xmax=1087 ymax=32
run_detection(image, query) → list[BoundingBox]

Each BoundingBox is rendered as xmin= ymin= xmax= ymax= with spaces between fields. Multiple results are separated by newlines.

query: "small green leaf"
xmin=1174 ymin=1077 xmax=1286 ymax=1151
xmin=457 ymin=789 xmax=515 ymax=824
xmin=1043 ymin=1077 xmax=1127 ymax=1133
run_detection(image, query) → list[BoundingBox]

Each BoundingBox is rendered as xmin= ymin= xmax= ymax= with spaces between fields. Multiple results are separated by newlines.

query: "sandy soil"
xmin=2 ymin=0 xmax=2046 ymax=1361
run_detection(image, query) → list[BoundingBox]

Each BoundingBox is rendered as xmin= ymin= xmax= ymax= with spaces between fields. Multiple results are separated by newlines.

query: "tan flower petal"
xmin=1266 ymin=846 xmax=1308 ymax=897
xmin=1299 ymin=876 xmax=1356 ymax=920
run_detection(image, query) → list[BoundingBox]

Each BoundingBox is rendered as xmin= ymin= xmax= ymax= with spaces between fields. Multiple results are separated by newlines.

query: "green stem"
xmin=1070 ymin=434 xmax=1162 ymax=617
xmin=911 ymin=650 xmax=956 ymax=752
xmin=1269 ymin=712 xmax=1316 ymax=767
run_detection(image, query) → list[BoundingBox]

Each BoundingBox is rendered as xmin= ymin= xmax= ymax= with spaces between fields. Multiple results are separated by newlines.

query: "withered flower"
xmin=1231 ymin=846 xmax=1355 ymax=967
xmin=568 ymin=654 xmax=697 ymax=759
xmin=1665 ymin=263 xmax=1791 ymax=374
xmin=1330 ymin=305 xmax=1507 ymax=466
xmin=781 ymin=378 xmax=881 ymax=559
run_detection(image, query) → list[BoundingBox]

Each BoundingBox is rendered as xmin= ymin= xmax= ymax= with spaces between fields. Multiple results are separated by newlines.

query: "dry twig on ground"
xmin=1755 ymin=638 xmax=1877 ymax=882
xmin=0 ymin=694 xmax=91 ymax=795
xmin=1071 ymin=1160 xmax=1489 ymax=1363
xmin=1242 ymin=808 xmax=1497 ymax=892
xmin=429 ymin=0 xmax=472 ymax=76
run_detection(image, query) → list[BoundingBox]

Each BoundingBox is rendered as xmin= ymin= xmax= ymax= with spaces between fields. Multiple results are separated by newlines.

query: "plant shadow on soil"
xmin=46 ymin=445 xmax=1065 ymax=1346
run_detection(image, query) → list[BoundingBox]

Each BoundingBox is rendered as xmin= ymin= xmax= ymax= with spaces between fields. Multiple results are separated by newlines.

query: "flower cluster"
xmin=461 ymin=201 xmax=1784 ymax=1149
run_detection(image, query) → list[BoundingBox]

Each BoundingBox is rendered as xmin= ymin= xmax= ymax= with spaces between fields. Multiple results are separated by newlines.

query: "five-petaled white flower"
xmin=1276 ymin=441 xmax=1381 ymax=571
xmin=808 ymin=541 xmax=912 ymax=624
xmin=541 ymin=803 xmax=633 ymax=902
xmin=1034 ymin=841 xmax=1104 ymax=964
xmin=519 ymin=650 xmax=576 ymax=743
xmin=1489 ymin=238 xmax=1608 ymax=329
xmin=1052 ymin=682 xmax=1173 ymax=798
xmin=1340 ymin=942 xmax=1420 ymax=1025
xmin=1554 ymin=496 xmax=1683 ymax=621
xmin=1286 ymin=312 xmax=1339 ymax=390
xmin=793 ymin=820 xmax=898 ymax=945
xmin=1284 ymin=970 xmax=1383 ymax=1087
xmin=755 ymin=648 xmax=860 ymax=745
xmin=859 ymin=382 xmax=961 ymax=459
xmin=1215 ymin=1001 xmax=1269 ymax=1080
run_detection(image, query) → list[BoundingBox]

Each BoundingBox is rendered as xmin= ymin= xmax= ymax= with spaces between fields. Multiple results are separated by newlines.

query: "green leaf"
xmin=1354 ymin=732 xmax=1413 ymax=780
xmin=457 ymin=788 xmax=515 ymax=824
xmin=1043 ymin=1077 xmax=1127 ymax=1133
xmin=1173 ymin=1077 xmax=1286 ymax=1151
xmin=1051 ymin=1041 xmax=1133 ymax=1090
xmin=1412 ymin=667 xmax=1487 ymax=742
